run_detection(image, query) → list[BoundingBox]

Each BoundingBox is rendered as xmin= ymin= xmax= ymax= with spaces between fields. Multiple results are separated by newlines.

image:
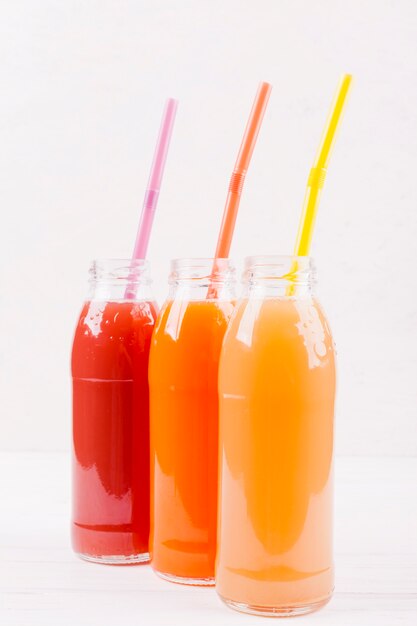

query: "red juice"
xmin=71 ymin=298 xmax=158 ymax=563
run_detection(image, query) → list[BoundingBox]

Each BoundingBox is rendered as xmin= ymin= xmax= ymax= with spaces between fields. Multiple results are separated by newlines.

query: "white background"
xmin=0 ymin=0 xmax=416 ymax=457
xmin=1 ymin=3 xmax=416 ymax=625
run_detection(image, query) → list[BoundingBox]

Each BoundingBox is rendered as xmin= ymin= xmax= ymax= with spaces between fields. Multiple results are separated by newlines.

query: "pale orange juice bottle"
xmin=216 ymin=255 xmax=336 ymax=616
xmin=149 ymin=258 xmax=235 ymax=585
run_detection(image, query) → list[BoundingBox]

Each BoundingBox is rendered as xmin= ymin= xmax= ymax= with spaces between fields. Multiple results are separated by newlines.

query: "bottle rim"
xmin=89 ymin=258 xmax=151 ymax=285
xmin=244 ymin=254 xmax=313 ymax=265
xmin=171 ymin=257 xmax=234 ymax=266
xmin=169 ymin=257 xmax=236 ymax=282
xmin=243 ymin=255 xmax=316 ymax=286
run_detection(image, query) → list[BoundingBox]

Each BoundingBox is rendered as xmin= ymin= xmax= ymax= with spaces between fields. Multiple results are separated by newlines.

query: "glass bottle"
xmin=149 ymin=258 xmax=236 ymax=584
xmin=71 ymin=259 xmax=158 ymax=564
xmin=216 ymin=255 xmax=336 ymax=615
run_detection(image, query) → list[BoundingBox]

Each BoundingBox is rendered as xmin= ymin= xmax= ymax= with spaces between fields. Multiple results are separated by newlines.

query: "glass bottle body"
xmin=216 ymin=256 xmax=336 ymax=615
xmin=149 ymin=259 xmax=235 ymax=584
xmin=71 ymin=259 xmax=158 ymax=564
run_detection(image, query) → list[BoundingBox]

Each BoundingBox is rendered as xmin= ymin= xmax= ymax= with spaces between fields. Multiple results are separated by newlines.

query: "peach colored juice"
xmin=217 ymin=269 xmax=336 ymax=615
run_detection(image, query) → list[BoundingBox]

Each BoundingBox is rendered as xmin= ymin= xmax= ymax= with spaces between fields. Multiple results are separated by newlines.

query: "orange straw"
xmin=214 ymin=81 xmax=272 ymax=259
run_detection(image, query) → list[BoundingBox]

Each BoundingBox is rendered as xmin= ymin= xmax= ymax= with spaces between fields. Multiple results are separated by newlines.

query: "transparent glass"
xmin=149 ymin=259 xmax=235 ymax=585
xmin=216 ymin=255 xmax=336 ymax=616
xmin=71 ymin=259 xmax=158 ymax=564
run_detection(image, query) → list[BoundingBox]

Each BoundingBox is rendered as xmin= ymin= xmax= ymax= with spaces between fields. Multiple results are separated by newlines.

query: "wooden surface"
xmin=1 ymin=452 xmax=416 ymax=625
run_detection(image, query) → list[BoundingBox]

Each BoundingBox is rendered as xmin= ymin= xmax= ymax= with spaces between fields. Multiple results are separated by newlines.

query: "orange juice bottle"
xmin=149 ymin=258 xmax=235 ymax=585
xmin=216 ymin=256 xmax=336 ymax=616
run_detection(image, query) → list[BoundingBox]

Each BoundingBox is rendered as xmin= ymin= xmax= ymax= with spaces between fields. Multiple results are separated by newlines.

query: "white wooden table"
xmin=1 ymin=452 xmax=416 ymax=625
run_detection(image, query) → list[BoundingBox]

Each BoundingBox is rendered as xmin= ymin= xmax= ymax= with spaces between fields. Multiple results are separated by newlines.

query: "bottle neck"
xmin=88 ymin=259 xmax=154 ymax=301
xmin=243 ymin=255 xmax=316 ymax=298
xmin=168 ymin=258 xmax=236 ymax=301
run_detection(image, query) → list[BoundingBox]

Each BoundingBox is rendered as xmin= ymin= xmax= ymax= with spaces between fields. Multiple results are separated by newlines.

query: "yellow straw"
xmin=294 ymin=74 xmax=353 ymax=255
xmin=287 ymin=74 xmax=352 ymax=293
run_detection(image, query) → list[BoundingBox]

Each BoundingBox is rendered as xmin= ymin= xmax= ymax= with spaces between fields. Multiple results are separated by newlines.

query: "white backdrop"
xmin=0 ymin=0 xmax=416 ymax=455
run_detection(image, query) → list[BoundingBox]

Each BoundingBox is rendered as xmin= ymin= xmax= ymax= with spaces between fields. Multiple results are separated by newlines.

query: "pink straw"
xmin=125 ymin=98 xmax=178 ymax=299
xmin=132 ymin=98 xmax=178 ymax=259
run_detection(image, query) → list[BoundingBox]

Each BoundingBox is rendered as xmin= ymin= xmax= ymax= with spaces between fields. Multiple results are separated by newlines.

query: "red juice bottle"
xmin=71 ymin=259 xmax=158 ymax=564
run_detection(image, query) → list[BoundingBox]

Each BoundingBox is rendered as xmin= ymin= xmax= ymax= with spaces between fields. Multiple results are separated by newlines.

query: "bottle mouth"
xmin=89 ymin=258 xmax=151 ymax=284
xmin=169 ymin=258 xmax=236 ymax=283
xmin=243 ymin=255 xmax=316 ymax=286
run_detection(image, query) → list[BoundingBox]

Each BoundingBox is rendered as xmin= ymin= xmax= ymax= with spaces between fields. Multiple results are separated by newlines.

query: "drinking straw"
xmin=132 ymin=98 xmax=178 ymax=259
xmin=207 ymin=81 xmax=272 ymax=298
xmin=287 ymin=74 xmax=352 ymax=294
xmin=125 ymin=97 xmax=178 ymax=298
xmin=214 ymin=81 xmax=272 ymax=260
xmin=294 ymin=73 xmax=352 ymax=257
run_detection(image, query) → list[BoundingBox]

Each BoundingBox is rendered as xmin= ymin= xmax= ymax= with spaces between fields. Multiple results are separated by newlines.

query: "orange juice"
xmin=216 ymin=256 xmax=335 ymax=616
xmin=149 ymin=258 xmax=235 ymax=584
